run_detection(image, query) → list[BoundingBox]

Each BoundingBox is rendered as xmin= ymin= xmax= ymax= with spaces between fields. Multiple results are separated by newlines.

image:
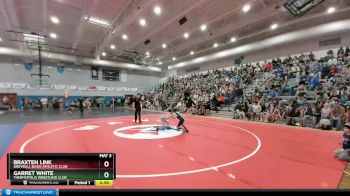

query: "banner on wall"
xmin=54 ymin=85 xmax=66 ymax=90
xmin=12 ymin=83 xmax=27 ymax=89
xmin=78 ymin=86 xmax=88 ymax=91
xmin=91 ymin=66 xmax=99 ymax=80
xmin=0 ymin=93 xmax=18 ymax=110
xmin=88 ymin=86 xmax=97 ymax=91
xmin=68 ymin=85 xmax=78 ymax=90
xmin=98 ymin=86 xmax=107 ymax=91
xmin=39 ymin=85 xmax=53 ymax=90
xmin=131 ymin=88 xmax=138 ymax=92
xmin=0 ymin=83 xmax=12 ymax=89
xmin=27 ymin=84 xmax=39 ymax=90
xmin=107 ymin=87 xmax=115 ymax=92
xmin=115 ymin=87 xmax=124 ymax=92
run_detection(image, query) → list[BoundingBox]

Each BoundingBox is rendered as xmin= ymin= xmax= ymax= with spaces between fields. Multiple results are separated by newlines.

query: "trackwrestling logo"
xmin=113 ymin=124 xmax=183 ymax=140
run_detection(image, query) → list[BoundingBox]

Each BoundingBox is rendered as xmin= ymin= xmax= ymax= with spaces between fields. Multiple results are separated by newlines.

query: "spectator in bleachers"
xmin=309 ymin=74 xmax=319 ymax=91
xmin=331 ymin=100 xmax=346 ymax=131
xmin=250 ymin=102 xmax=262 ymax=121
xmin=143 ymin=49 xmax=349 ymax=131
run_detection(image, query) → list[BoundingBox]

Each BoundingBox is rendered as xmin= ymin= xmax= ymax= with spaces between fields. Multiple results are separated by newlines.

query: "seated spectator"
xmin=279 ymin=81 xmax=295 ymax=96
xmin=299 ymin=73 xmax=308 ymax=85
xmin=309 ymin=52 xmax=315 ymax=61
xmin=334 ymin=123 xmax=350 ymax=161
xmin=285 ymin=100 xmax=300 ymax=126
xmin=266 ymin=102 xmax=278 ymax=123
xmin=338 ymin=47 xmax=344 ymax=55
xmin=250 ymin=102 xmax=262 ymax=121
xmin=309 ymin=74 xmax=319 ymax=91
xmin=346 ymin=105 xmax=350 ymax=123
xmin=330 ymin=100 xmax=346 ymax=131
xmin=295 ymin=84 xmax=307 ymax=99
xmin=267 ymin=88 xmax=278 ymax=99
xmin=264 ymin=62 xmax=273 ymax=72
xmin=299 ymin=103 xmax=316 ymax=128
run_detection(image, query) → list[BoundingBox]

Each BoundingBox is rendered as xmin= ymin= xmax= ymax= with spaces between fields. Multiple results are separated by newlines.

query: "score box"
xmin=7 ymin=153 xmax=116 ymax=186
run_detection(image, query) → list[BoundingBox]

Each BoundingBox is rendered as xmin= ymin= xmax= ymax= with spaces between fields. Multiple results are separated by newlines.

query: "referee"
xmin=133 ymin=94 xmax=142 ymax=124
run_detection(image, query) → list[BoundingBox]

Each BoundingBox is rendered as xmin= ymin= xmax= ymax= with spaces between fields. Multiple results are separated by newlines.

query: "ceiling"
xmin=0 ymin=0 xmax=349 ymax=68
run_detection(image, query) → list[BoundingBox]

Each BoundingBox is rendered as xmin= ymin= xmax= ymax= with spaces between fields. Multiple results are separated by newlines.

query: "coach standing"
xmin=133 ymin=94 xmax=142 ymax=124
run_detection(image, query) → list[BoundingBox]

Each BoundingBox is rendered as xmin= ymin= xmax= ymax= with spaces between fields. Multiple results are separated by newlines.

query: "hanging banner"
xmin=24 ymin=63 xmax=33 ymax=71
xmin=57 ymin=65 xmax=65 ymax=74
xmin=91 ymin=66 xmax=99 ymax=80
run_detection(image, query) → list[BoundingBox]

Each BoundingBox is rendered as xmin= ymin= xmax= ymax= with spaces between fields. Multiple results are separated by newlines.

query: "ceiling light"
xmin=102 ymin=52 xmax=106 ymax=56
xmin=162 ymin=43 xmax=167 ymax=49
xmin=154 ymin=6 xmax=162 ymax=15
xmin=110 ymin=44 xmax=116 ymax=50
xmin=190 ymin=51 xmax=194 ymax=55
xmin=172 ymin=57 xmax=176 ymax=61
xmin=87 ymin=16 xmax=111 ymax=28
xmin=327 ymin=7 xmax=336 ymax=14
xmin=50 ymin=16 xmax=60 ymax=24
xmin=159 ymin=61 xmax=163 ymax=65
xmin=122 ymin=34 xmax=128 ymax=40
xmin=230 ymin=37 xmax=237 ymax=42
xmin=271 ymin=23 xmax=279 ymax=30
xmin=23 ymin=34 xmax=45 ymax=43
xmin=145 ymin=51 xmax=150 ymax=56
xmin=242 ymin=5 xmax=251 ymax=13
xmin=139 ymin=18 xmax=146 ymax=26
xmin=184 ymin=33 xmax=190 ymax=39
xmin=0 ymin=37 xmax=2 ymax=42
xmin=200 ymin=24 xmax=207 ymax=31
xmin=213 ymin=43 xmax=218 ymax=48
xmin=49 ymin=33 xmax=57 ymax=39
xmin=23 ymin=33 xmax=44 ymax=39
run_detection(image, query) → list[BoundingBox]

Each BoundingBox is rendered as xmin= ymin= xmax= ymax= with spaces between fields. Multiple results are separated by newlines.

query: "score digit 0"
xmin=104 ymin=161 xmax=109 ymax=168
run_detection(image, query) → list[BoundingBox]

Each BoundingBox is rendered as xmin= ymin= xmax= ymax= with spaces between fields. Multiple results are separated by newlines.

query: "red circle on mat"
xmin=20 ymin=116 xmax=260 ymax=177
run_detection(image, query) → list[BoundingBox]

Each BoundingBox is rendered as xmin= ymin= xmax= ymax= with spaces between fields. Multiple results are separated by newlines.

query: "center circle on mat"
xmin=20 ymin=117 xmax=261 ymax=178
xmin=113 ymin=124 xmax=183 ymax=140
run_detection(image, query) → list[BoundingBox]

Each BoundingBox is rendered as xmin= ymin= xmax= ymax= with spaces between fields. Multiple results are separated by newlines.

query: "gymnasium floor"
xmin=0 ymin=108 xmax=348 ymax=189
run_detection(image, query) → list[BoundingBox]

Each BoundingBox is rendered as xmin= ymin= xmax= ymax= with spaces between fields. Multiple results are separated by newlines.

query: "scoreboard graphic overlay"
xmin=7 ymin=153 xmax=116 ymax=186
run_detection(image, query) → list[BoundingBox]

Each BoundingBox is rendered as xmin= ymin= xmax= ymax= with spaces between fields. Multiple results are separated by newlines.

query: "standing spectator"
xmin=133 ymin=94 xmax=142 ymax=124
